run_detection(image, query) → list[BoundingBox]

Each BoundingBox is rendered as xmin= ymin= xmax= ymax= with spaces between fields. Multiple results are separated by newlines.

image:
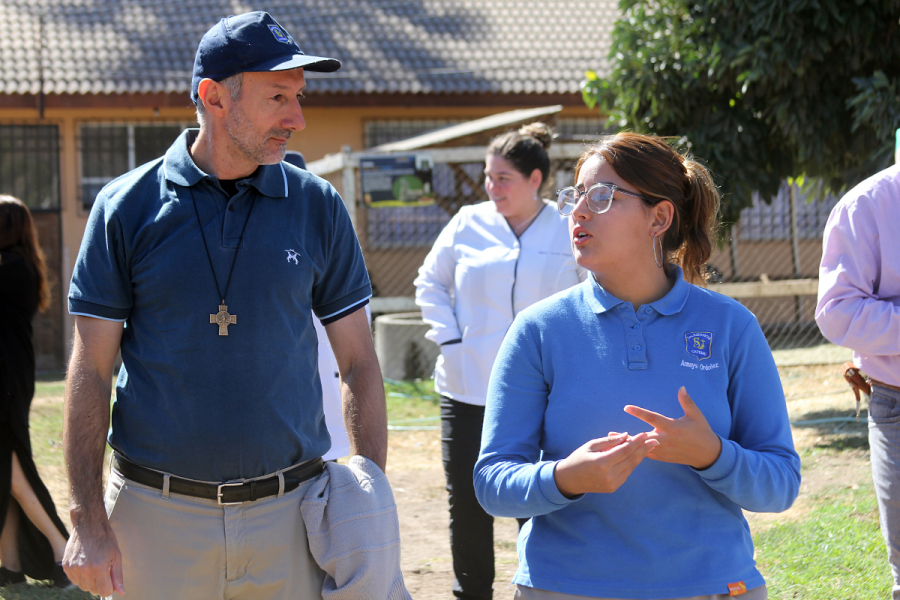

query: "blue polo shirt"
xmin=475 ymin=267 xmax=801 ymax=598
xmin=69 ymin=129 xmax=371 ymax=481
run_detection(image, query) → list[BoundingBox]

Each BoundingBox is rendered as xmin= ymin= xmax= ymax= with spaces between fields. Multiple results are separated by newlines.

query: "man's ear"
xmin=650 ymin=199 xmax=675 ymax=237
xmin=197 ymin=79 xmax=228 ymax=117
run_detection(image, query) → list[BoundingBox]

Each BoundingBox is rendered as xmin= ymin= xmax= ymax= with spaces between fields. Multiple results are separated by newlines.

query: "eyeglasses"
xmin=556 ymin=183 xmax=646 ymax=216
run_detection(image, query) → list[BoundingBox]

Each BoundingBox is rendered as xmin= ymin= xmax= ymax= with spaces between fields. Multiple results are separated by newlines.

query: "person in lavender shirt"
xmin=816 ymin=164 xmax=900 ymax=599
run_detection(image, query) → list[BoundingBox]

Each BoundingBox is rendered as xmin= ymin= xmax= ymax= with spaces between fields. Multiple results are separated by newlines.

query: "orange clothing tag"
xmin=727 ymin=581 xmax=747 ymax=596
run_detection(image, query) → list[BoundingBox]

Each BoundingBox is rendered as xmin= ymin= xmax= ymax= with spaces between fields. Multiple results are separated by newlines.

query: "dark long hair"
xmin=0 ymin=195 xmax=50 ymax=311
xmin=574 ymin=133 xmax=720 ymax=285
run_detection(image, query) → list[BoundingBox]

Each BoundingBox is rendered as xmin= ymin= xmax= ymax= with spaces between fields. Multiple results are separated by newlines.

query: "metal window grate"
xmin=80 ymin=123 xmax=189 ymax=210
xmin=0 ymin=125 xmax=60 ymax=210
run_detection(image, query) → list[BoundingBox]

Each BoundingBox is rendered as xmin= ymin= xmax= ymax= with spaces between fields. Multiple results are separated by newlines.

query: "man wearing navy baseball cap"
xmin=61 ymin=12 xmax=390 ymax=598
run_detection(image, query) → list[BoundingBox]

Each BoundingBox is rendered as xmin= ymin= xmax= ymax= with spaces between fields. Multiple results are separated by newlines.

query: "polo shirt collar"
xmin=583 ymin=264 xmax=691 ymax=316
xmin=245 ymin=160 xmax=289 ymax=199
xmin=163 ymin=130 xmax=205 ymax=187
xmin=584 ymin=276 xmax=625 ymax=314
xmin=650 ymin=265 xmax=691 ymax=315
xmin=163 ymin=129 xmax=289 ymax=198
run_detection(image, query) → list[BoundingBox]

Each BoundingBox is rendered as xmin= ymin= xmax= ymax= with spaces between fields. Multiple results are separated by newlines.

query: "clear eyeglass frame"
xmin=555 ymin=183 xmax=646 ymax=216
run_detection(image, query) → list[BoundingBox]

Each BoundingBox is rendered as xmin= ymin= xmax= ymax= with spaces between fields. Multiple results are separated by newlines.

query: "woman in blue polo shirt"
xmin=474 ymin=133 xmax=800 ymax=600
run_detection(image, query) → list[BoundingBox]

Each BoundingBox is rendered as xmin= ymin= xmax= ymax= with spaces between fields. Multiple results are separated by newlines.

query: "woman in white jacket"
xmin=414 ymin=123 xmax=582 ymax=600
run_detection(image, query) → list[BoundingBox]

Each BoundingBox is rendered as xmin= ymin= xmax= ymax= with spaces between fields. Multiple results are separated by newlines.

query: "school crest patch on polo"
xmin=685 ymin=331 xmax=713 ymax=360
xmin=268 ymin=25 xmax=291 ymax=43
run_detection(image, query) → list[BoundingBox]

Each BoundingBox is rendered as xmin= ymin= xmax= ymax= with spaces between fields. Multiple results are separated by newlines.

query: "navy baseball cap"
xmin=191 ymin=11 xmax=341 ymax=104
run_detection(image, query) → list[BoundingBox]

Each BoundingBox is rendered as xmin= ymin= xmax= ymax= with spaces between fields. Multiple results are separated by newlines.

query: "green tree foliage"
xmin=583 ymin=1 xmax=900 ymax=224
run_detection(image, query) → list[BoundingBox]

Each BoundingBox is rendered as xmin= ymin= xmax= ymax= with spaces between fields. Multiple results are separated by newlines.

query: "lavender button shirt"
xmin=816 ymin=164 xmax=900 ymax=386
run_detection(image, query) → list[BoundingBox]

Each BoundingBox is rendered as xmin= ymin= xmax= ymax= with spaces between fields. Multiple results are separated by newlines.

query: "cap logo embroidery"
xmin=268 ymin=24 xmax=291 ymax=44
xmin=285 ymin=249 xmax=300 ymax=264
xmin=685 ymin=331 xmax=712 ymax=360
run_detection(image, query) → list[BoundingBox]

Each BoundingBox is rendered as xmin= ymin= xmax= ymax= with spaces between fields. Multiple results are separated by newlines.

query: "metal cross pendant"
xmin=210 ymin=304 xmax=237 ymax=336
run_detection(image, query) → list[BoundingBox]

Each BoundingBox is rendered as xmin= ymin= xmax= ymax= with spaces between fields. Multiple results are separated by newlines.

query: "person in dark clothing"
xmin=0 ymin=195 xmax=72 ymax=588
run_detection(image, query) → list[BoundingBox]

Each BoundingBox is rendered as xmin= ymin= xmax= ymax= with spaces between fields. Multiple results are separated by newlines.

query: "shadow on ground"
xmin=792 ymin=408 xmax=869 ymax=451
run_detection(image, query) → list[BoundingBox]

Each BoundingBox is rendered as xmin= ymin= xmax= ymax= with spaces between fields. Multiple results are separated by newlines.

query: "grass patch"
xmin=755 ymin=483 xmax=891 ymax=599
xmin=26 ymin=403 xmax=66 ymax=472
xmin=27 ymin=379 xmax=68 ymax=470
xmin=384 ymin=378 xmax=440 ymax=425
xmin=34 ymin=380 xmax=66 ymax=399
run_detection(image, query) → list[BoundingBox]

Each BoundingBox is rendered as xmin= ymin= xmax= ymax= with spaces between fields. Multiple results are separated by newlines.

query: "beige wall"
xmin=1 ymin=101 xmax=594 ymax=364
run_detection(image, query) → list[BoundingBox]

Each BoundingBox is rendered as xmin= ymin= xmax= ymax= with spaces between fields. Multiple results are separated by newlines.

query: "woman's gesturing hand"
xmin=553 ymin=432 xmax=658 ymax=498
xmin=623 ymin=386 xmax=722 ymax=470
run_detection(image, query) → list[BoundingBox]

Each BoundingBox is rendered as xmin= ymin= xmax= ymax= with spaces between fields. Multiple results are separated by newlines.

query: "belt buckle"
xmin=217 ymin=482 xmax=246 ymax=506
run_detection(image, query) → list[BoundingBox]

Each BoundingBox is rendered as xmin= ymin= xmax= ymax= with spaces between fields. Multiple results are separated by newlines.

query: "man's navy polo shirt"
xmin=69 ymin=130 xmax=371 ymax=481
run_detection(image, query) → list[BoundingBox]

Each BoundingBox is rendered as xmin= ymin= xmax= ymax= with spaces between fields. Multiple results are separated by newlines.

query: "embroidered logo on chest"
xmin=285 ymin=249 xmax=301 ymax=265
xmin=685 ymin=331 xmax=713 ymax=360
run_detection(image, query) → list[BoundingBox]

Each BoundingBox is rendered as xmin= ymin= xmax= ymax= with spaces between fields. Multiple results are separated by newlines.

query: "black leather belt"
xmin=112 ymin=454 xmax=324 ymax=506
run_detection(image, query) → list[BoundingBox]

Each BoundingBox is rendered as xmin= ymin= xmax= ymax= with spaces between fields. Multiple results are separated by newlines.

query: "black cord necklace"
xmin=189 ymin=187 xmax=258 ymax=336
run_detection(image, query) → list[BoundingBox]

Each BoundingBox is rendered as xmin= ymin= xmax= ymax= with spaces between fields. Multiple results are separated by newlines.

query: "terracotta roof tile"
xmin=2 ymin=0 xmax=616 ymax=96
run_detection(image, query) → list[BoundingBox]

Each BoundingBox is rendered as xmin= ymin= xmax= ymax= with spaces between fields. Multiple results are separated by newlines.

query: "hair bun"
xmin=518 ymin=122 xmax=553 ymax=150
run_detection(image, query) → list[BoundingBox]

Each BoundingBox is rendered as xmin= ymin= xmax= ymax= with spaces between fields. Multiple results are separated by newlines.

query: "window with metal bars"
xmin=80 ymin=123 xmax=189 ymax=210
xmin=0 ymin=125 xmax=60 ymax=211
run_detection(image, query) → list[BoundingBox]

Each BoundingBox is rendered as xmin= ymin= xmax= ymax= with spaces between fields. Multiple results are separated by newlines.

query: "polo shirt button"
xmin=644 ymin=308 xmax=652 ymax=314
xmin=632 ymin=324 xmax=640 ymax=329
xmin=633 ymin=345 xmax=641 ymax=351
xmin=229 ymin=205 xmax=235 ymax=211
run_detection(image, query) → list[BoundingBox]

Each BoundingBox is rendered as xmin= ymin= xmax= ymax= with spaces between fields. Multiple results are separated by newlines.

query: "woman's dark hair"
xmin=0 ymin=195 xmax=50 ymax=311
xmin=487 ymin=122 xmax=553 ymax=196
xmin=574 ymin=132 xmax=720 ymax=285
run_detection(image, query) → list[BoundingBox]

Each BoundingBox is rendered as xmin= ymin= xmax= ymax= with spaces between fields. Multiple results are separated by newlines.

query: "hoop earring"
xmin=652 ymin=235 xmax=663 ymax=269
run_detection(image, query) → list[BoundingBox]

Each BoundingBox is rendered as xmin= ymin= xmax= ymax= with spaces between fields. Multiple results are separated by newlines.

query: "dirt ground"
xmin=34 ymin=363 xmax=872 ymax=599
xmin=385 ymin=429 xmax=521 ymax=600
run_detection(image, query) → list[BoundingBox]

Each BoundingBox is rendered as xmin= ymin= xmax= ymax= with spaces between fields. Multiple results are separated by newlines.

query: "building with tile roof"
xmin=1 ymin=0 xmax=615 ymax=97
xmin=0 ymin=0 xmax=616 ymax=369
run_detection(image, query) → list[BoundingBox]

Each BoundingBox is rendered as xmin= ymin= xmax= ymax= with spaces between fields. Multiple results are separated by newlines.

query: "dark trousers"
xmin=441 ymin=397 xmax=493 ymax=600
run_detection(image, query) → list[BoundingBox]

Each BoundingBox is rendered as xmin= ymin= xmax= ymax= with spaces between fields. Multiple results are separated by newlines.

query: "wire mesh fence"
xmin=316 ymin=150 xmax=844 ymax=381
xmin=715 ymin=183 xmax=840 ymax=353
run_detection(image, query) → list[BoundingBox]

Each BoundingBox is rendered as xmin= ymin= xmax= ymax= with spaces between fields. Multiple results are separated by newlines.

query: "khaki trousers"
xmin=513 ymin=583 xmax=767 ymax=600
xmin=103 ymin=465 xmax=325 ymax=600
